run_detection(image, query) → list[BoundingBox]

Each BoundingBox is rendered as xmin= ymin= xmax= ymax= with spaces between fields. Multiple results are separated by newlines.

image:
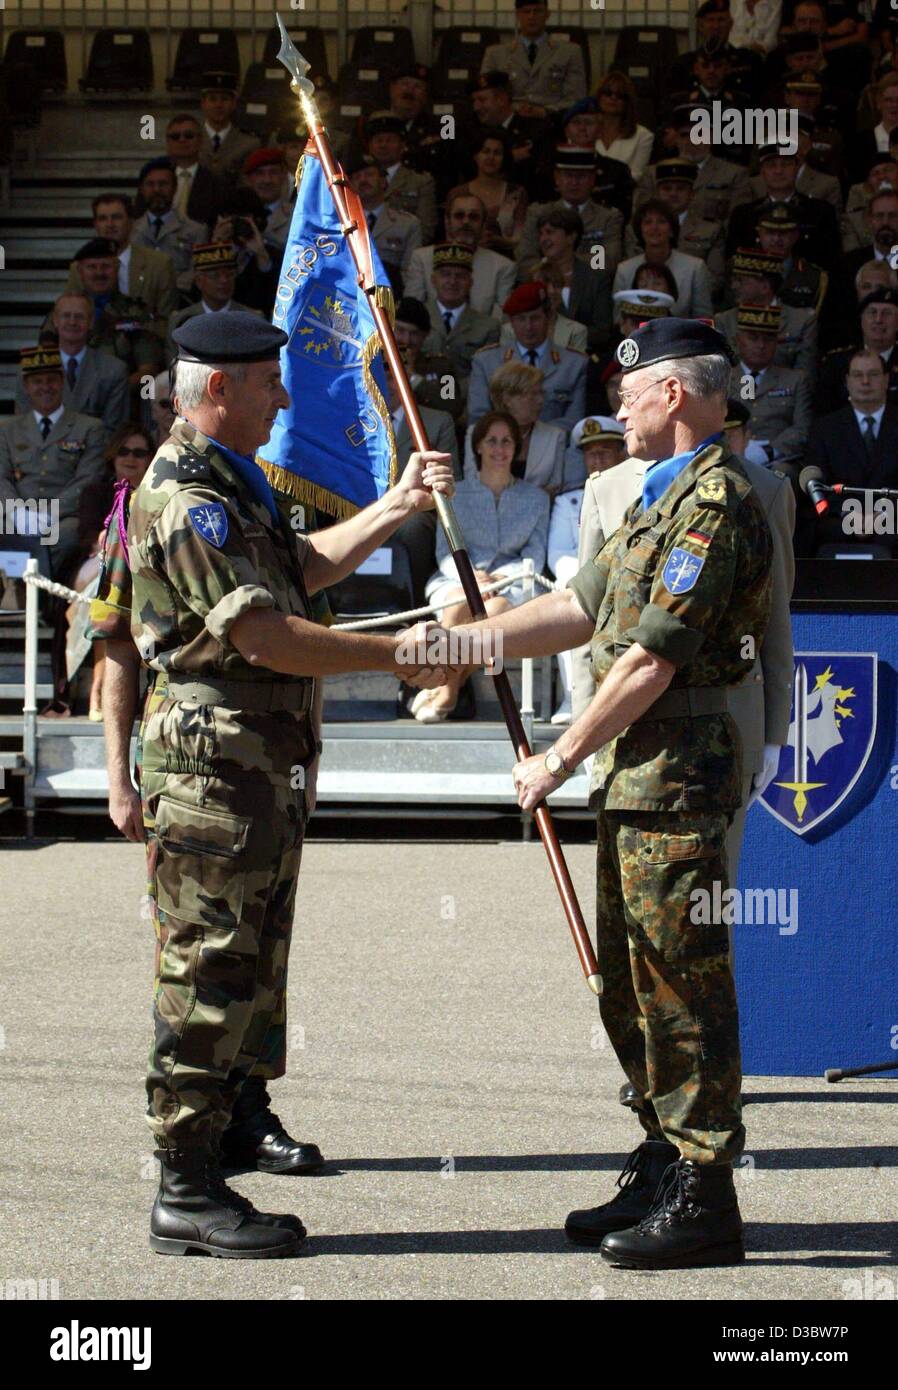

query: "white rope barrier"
xmin=333 ymin=568 xmax=558 ymax=631
xmin=22 ymin=570 xmax=89 ymax=605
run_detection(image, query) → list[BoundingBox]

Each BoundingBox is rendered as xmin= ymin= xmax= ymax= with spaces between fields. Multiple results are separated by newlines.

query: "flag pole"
xmin=276 ymin=17 xmax=600 ymax=995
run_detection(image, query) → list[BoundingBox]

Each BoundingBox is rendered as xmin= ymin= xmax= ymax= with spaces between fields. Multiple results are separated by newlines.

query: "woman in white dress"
xmin=592 ymin=72 xmax=655 ymax=181
xmin=613 ymin=199 xmax=714 ymax=318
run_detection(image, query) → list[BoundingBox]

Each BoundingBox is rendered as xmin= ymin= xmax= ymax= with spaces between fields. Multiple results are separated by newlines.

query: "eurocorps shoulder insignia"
xmin=616 ymin=337 xmax=639 ymax=368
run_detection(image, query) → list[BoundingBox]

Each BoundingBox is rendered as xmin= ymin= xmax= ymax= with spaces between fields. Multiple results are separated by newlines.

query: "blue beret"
xmin=616 ymin=316 xmax=735 ymax=373
xmin=172 ymin=311 xmax=288 ymax=364
xmin=138 ymin=156 xmax=175 ymax=184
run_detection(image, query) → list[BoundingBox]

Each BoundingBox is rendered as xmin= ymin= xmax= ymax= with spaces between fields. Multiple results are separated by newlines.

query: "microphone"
xmin=799 ymin=465 xmax=831 ymax=516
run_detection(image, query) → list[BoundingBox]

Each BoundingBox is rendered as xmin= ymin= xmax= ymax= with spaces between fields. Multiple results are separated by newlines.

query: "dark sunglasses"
xmin=117 ymin=445 xmax=151 ymax=460
xmin=168 ymin=129 xmax=198 ymax=140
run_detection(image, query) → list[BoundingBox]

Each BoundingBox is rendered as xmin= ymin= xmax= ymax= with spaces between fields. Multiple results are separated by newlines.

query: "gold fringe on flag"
xmin=255 ymin=459 xmax=361 ymax=520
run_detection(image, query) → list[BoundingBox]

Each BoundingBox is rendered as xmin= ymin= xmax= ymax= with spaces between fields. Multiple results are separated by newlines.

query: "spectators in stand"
xmin=726 ymin=143 xmax=840 ymax=268
xmin=525 ymin=207 xmax=613 ymax=353
xmin=198 ymin=72 xmax=259 ymax=182
xmin=242 ymin=148 xmax=293 ymax=248
xmin=638 ymin=104 xmax=753 ymax=223
xmin=555 ymin=98 xmax=633 ymax=221
xmin=547 ymin=415 xmax=627 ymax=724
xmin=516 ymin=146 xmax=624 ymax=277
xmin=132 ymin=157 xmax=207 ymax=299
xmin=631 ymin=159 xmax=727 ymax=299
xmin=817 ymin=286 xmax=898 ymax=407
xmin=419 ymin=243 xmax=500 ymax=381
xmin=210 ymin=189 xmax=283 ymax=316
xmin=849 ymin=71 xmax=898 ymax=180
xmin=165 ymin=113 xmax=225 ymax=226
xmin=755 ymin=203 xmax=828 ymax=315
xmin=17 ymin=292 xmax=128 ymax=436
xmin=404 ymin=191 xmax=516 ymax=317
xmin=465 ymin=71 xmax=544 ymax=196
xmin=716 ymin=247 xmax=818 ymax=376
xmin=480 ymin=2 xmax=587 ymax=117
xmin=730 ymin=303 xmax=812 ymax=469
xmin=394 ymin=296 xmax=465 ymax=425
xmin=468 ymin=282 xmax=587 ymax=432
xmin=843 ymin=152 xmax=898 ymax=249
xmin=167 ymin=242 xmax=263 ymax=354
xmin=345 ymin=154 xmax=421 ymax=297
xmin=614 ymin=199 xmax=714 ymax=317
xmin=66 ymin=194 xmax=176 ymax=336
xmin=464 ymin=360 xmax=566 ymax=491
xmin=363 ymin=111 xmax=438 ymax=244
xmin=417 ymin=408 xmax=550 ymax=722
xmin=446 ymin=126 xmax=529 ymax=253
xmin=591 ymin=73 xmax=654 ymax=180
xmin=66 ymin=239 xmax=164 ymax=395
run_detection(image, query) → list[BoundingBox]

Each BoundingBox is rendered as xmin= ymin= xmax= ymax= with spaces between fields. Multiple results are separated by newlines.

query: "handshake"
xmin=391 ymin=620 xmax=504 ymax=690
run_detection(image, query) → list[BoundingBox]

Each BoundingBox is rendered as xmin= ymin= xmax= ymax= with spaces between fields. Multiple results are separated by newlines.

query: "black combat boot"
xmin=220 ymin=1077 xmax=324 ymax=1175
xmin=564 ymin=1140 xmax=678 ymax=1246
xmin=600 ymin=1157 xmax=745 ymax=1268
xmin=150 ymin=1151 xmax=307 ymax=1259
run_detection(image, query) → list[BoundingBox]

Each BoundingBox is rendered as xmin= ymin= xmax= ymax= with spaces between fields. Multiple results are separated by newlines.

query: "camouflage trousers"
xmin=140 ymin=763 xmax=305 ymax=1154
xmin=595 ymin=809 xmax=744 ymax=1165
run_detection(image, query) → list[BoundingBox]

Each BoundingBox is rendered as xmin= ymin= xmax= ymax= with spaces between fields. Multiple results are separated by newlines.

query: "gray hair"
xmin=640 ymin=352 xmax=731 ymax=401
xmin=172 ymin=359 xmax=246 ymax=409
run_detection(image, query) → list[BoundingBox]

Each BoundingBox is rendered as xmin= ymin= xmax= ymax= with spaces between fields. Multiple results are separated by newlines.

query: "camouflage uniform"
xmin=126 ymin=419 xmax=321 ymax=1155
xmin=567 ymin=440 xmax=773 ymax=1165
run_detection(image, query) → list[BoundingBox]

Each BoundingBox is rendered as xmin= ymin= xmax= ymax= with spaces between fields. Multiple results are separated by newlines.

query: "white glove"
xmin=743 ymin=439 xmax=774 ymax=468
xmin=748 ymin=743 xmax=781 ymax=806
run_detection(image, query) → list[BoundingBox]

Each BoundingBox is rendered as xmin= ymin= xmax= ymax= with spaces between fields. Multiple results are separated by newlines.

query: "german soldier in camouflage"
xmin=129 ymin=312 xmax=454 ymax=1258
xmin=87 ymin=470 xmax=331 ymax=1179
xmin=424 ymin=318 xmax=773 ymax=1270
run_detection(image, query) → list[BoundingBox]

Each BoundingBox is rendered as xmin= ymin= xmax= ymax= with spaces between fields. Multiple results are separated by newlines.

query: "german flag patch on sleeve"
xmin=685 ymin=528 xmax=712 ymax=548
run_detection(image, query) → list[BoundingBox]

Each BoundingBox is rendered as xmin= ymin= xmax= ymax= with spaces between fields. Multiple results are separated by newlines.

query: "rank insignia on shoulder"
xmin=697 ymin=477 xmax=726 ymax=503
xmin=188 ymin=502 xmax=228 ymax=548
xmin=176 ymin=453 xmax=210 ymax=478
xmin=662 ymin=546 xmax=705 ymax=594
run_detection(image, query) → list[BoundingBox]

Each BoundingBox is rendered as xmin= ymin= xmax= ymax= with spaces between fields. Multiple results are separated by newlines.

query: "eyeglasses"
xmin=168 ymin=129 xmax=197 ymax=141
xmin=117 ymin=445 xmax=151 ymax=460
xmin=618 ymin=379 xmax=663 ymax=410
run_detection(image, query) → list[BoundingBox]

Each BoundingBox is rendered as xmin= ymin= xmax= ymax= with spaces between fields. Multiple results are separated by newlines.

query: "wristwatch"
xmin=544 ymin=747 xmax=568 ymax=779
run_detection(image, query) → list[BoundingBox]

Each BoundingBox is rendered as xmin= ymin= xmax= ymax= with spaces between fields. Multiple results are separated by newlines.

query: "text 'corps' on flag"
xmin=256 ymin=144 xmax=397 ymax=519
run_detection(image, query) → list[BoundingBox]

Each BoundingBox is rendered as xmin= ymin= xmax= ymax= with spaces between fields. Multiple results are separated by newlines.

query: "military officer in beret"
xmin=242 ymin=147 xmax=294 ymax=250
xmin=730 ymin=303 xmax=812 ymax=469
xmin=345 ymin=155 xmax=421 ymax=297
xmin=132 ymin=157 xmax=207 ymax=294
xmin=815 ymin=287 xmax=898 ymax=411
xmin=393 ymin=296 xmax=465 ymax=425
xmin=0 ymin=346 xmax=106 ymax=580
xmin=755 ymin=203 xmax=828 ymax=315
xmin=716 ymin=248 xmax=818 ymax=379
xmin=428 ymin=317 xmax=773 ymax=1268
xmin=364 ymin=110 xmax=437 ymax=245
xmin=480 ymin=0 xmax=586 ymax=117
xmin=129 ymin=312 xmax=454 ymax=1257
xmin=198 ymin=71 xmax=260 ymax=183
xmin=421 ymin=243 xmax=500 ymax=381
xmin=636 ymin=103 xmax=753 ymax=225
xmin=516 ymin=146 xmax=625 ymax=277
xmin=66 ymin=238 xmax=165 ymax=391
xmin=468 ymin=282 xmax=587 ymax=431
xmin=167 ymin=242 xmax=262 ymax=355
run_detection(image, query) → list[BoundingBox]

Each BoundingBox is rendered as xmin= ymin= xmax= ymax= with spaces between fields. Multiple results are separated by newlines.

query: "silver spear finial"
xmin=275 ymin=13 xmax=315 ymax=99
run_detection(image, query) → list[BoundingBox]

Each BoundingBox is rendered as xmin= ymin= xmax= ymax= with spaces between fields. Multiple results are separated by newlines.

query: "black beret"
xmin=616 ymin=316 xmax=735 ymax=373
xmin=73 ymin=237 xmax=119 ymax=261
xmin=138 ymin=155 xmax=176 ymax=184
xmin=469 ymin=70 xmax=511 ymax=94
xmin=172 ymin=311 xmax=288 ymax=364
xmin=395 ymin=296 xmax=431 ymax=332
xmin=859 ymin=288 xmax=898 ymax=313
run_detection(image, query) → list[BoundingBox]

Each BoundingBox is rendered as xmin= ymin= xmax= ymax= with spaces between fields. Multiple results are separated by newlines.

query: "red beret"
xmin=502 ymin=281 xmax=549 ymax=317
xmin=243 ymin=146 xmax=286 ymax=176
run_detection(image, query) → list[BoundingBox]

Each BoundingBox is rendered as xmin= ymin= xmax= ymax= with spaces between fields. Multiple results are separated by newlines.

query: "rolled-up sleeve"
xmin=148 ymin=490 xmax=277 ymax=645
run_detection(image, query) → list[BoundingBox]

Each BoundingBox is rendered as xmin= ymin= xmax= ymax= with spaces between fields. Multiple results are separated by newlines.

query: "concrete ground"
xmin=0 ymin=838 xmax=895 ymax=1302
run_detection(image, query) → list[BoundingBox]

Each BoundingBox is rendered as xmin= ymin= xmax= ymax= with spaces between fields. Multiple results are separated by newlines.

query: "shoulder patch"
xmin=188 ymin=502 xmax=228 ymax=549
xmin=696 ymin=476 xmax=727 ymax=504
xmin=662 ymin=547 xmax=706 ymax=594
xmin=175 ymin=452 xmax=211 ymax=480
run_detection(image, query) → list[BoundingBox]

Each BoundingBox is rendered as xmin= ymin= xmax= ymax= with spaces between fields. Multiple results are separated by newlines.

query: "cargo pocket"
xmin=631 ymin=826 xmax=729 ymax=962
xmin=154 ymin=794 xmax=252 ymax=930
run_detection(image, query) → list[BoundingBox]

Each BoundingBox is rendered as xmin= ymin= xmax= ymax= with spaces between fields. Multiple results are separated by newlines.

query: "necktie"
xmin=151 ymin=216 xmax=164 ymax=241
xmin=526 ymin=348 xmax=538 ymax=366
xmin=527 ymin=41 xmax=537 ymax=65
xmin=443 ymin=310 xmax=454 ymax=334
xmin=65 ymin=357 xmax=78 ymax=391
xmin=40 ymin=416 xmax=52 ymax=440
xmin=862 ymin=415 xmax=876 ymax=455
xmin=367 ymin=210 xmax=378 ymax=231
xmin=212 ymin=133 xmax=221 ymax=153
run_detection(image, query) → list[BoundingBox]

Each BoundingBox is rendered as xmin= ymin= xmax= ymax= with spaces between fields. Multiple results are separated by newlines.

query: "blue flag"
xmin=257 ymin=149 xmax=397 ymax=519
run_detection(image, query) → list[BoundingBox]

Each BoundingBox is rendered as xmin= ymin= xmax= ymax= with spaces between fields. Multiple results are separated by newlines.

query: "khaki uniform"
xmin=715 ymin=303 xmax=818 ymax=379
xmin=730 ymin=363 xmax=812 ymax=459
xmin=199 ymin=126 xmax=260 ymax=183
xmin=0 ymin=408 xmax=106 ymax=574
xmin=383 ymin=165 xmax=437 ymax=245
xmin=132 ymin=211 xmax=208 ymax=293
xmin=421 ymin=298 xmax=500 ymax=377
xmin=479 ymin=34 xmax=587 ymax=113
xmin=638 ymin=156 xmax=753 ymax=226
xmin=369 ymin=205 xmax=422 ymax=281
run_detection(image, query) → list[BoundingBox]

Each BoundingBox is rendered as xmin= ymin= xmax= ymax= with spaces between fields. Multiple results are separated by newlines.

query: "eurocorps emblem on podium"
xmin=760 ymin=652 xmax=878 ymax=836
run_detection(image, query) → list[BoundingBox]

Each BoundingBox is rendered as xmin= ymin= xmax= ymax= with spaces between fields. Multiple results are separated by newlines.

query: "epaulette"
xmin=693 ymin=470 xmax=735 ymax=509
xmin=174 ymin=452 xmax=212 ymax=479
xmin=822 ymin=344 xmax=856 ymax=359
xmin=473 ymin=342 xmax=501 ymax=357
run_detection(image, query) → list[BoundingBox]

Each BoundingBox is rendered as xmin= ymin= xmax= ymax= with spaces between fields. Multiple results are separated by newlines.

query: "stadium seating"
xmin=433 ymin=25 xmax=502 ymax=102
xmin=167 ymin=28 xmax=240 ymax=92
xmin=2 ymin=29 xmax=67 ymax=95
xmin=78 ymin=28 xmax=153 ymax=94
xmin=262 ymin=23 xmax=330 ymax=82
xmin=238 ymin=61 xmax=295 ymax=137
xmin=611 ymin=24 xmax=682 ymax=124
xmin=334 ymin=62 xmax=391 ymax=131
xmin=349 ymin=25 xmax=415 ymax=74
xmin=328 ymin=539 xmax=415 ymax=621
